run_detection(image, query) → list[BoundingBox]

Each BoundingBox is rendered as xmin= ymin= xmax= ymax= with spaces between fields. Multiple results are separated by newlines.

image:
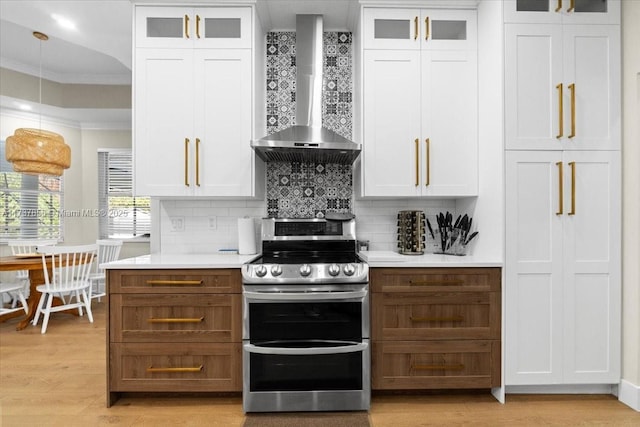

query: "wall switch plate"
xmin=170 ymin=216 xmax=185 ymax=232
xmin=208 ymin=216 xmax=217 ymax=230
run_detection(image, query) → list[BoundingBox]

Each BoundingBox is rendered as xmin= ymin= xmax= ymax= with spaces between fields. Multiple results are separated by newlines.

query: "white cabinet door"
xmin=421 ymin=48 xmax=477 ymax=196
xmin=505 ymin=23 xmax=619 ymax=151
xmin=134 ymin=49 xmax=194 ymax=197
xmin=504 ymin=24 xmax=563 ymax=150
xmin=505 ymin=151 xmax=564 ymax=385
xmin=363 ymin=50 xmax=421 ymax=197
xmin=136 ymin=6 xmax=252 ymax=49
xmin=561 ymin=150 xmax=620 ymax=383
xmin=561 ymin=25 xmax=620 ymax=150
xmin=194 ymin=49 xmax=253 ymax=196
xmin=503 ymin=0 xmax=619 ymax=25
xmin=362 ymin=8 xmax=422 ymax=50
xmin=505 ymin=150 xmax=621 ymax=385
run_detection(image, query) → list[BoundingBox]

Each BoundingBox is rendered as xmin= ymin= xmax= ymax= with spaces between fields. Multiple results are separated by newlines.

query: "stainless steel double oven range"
xmin=241 ymin=217 xmax=370 ymax=413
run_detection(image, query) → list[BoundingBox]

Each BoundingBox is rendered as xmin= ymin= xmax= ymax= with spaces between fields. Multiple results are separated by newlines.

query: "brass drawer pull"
xmin=409 ymin=280 xmax=465 ymax=286
xmin=146 ymin=280 xmax=204 ymax=286
xmin=412 ymin=364 xmax=465 ymax=371
xmin=147 ymin=317 xmax=205 ymax=323
xmin=147 ymin=365 xmax=203 ymax=373
xmin=410 ymin=316 xmax=464 ymax=322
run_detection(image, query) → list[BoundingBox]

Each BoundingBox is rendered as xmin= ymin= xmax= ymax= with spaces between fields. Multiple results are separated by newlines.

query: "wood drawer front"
xmin=108 ymin=269 xmax=241 ymax=294
xmin=372 ymin=292 xmax=500 ymax=340
xmin=372 ymin=340 xmax=500 ymax=390
xmin=371 ymin=268 xmax=501 ymax=293
xmin=110 ymin=294 xmax=241 ymax=343
xmin=110 ymin=343 xmax=242 ymax=392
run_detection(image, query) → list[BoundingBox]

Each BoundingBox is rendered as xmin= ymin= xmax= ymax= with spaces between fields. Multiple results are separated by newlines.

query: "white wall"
xmin=620 ymin=0 xmax=640 ymax=409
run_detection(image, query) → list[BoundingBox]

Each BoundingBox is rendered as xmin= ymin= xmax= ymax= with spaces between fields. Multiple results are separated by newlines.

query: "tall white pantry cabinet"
xmin=503 ymin=0 xmax=621 ymax=386
xmin=133 ymin=6 xmax=260 ymax=197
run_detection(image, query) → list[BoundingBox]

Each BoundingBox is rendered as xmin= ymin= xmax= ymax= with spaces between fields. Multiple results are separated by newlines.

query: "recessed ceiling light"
xmin=51 ymin=13 xmax=76 ymax=30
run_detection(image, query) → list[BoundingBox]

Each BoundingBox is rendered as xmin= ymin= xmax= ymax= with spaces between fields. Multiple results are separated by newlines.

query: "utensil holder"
xmin=397 ymin=210 xmax=426 ymax=255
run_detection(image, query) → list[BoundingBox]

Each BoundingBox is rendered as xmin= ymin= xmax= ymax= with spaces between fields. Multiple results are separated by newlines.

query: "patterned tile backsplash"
xmin=265 ymin=31 xmax=353 ymax=218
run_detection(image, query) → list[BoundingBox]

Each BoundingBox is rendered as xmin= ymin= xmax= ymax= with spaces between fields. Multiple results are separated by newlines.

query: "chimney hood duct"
xmin=251 ymin=15 xmax=361 ymax=165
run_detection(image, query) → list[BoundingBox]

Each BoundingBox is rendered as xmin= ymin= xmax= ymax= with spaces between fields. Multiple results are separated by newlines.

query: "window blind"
xmin=98 ymin=149 xmax=150 ymax=239
xmin=1 ymin=140 xmax=64 ymax=242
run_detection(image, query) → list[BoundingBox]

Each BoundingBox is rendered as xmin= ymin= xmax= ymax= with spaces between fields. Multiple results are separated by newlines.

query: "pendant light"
xmin=5 ymin=31 xmax=71 ymax=176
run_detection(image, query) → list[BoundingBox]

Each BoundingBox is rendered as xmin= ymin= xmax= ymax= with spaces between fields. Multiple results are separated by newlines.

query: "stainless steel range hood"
xmin=251 ymin=15 xmax=361 ymax=165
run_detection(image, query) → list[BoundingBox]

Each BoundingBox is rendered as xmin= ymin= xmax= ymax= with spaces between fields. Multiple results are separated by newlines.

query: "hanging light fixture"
xmin=5 ymin=31 xmax=71 ymax=176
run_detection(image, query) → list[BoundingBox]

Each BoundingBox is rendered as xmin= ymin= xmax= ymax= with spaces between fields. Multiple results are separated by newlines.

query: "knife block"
xmin=397 ymin=210 xmax=426 ymax=255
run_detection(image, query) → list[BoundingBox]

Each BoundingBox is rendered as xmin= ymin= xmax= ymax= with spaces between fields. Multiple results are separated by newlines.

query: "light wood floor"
xmin=1 ymin=303 xmax=638 ymax=426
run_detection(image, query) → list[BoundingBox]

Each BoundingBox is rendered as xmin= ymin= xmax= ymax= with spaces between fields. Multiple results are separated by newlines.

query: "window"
xmin=98 ymin=149 xmax=150 ymax=240
xmin=0 ymin=140 xmax=63 ymax=242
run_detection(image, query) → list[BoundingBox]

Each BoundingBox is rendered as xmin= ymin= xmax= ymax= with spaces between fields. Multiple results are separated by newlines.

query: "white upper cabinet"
xmin=503 ymin=0 xmax=620 ymax=24
xmin=504 ymin=23 xmax=620 ymax=150
xmin=136 ymin=6 xmax=252 ymax=49
xmin=361 ymin=8 xmax=477 ymax=198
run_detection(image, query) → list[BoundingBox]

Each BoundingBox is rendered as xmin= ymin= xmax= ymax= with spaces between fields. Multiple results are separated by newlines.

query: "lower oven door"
xmin=243 ymin=339 xmax=370 ymax=412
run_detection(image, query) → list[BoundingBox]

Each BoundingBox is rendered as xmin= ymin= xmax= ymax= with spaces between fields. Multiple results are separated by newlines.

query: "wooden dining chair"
xmin=32 ymin=244 xmax=98 ymax=334
xmin=89 ymin=239 xmax=123 ymax=301
xmin=0 ymin=239 xmax=57 ymax=314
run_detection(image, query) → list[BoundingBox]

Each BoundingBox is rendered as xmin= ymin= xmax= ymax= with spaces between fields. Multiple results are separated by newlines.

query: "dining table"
xmin=0 ymin=254 xmax=86 ymax=331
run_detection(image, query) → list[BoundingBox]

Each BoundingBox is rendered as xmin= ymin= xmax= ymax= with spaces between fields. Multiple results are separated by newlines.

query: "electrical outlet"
xmin=170 ymin=216 xmax=185 ymax=232
xmin=208 ymin=216 xmax=217 ymax=230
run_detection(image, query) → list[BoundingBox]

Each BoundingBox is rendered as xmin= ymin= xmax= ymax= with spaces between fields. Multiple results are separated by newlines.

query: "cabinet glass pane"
xmin=374 ymin=19 xmax=410 ymax=40
xmin=146 ymin=18 xmax=183 ymax=38
xmin=432 ymin=21 xmax=466 ymax=40
xmin=516 ymin=0 xmax=550 ymax=12
xmin=204 ymin=18 xmax=241 ymax=39
xmin=574 ymin=0 xmax=607 ymax=13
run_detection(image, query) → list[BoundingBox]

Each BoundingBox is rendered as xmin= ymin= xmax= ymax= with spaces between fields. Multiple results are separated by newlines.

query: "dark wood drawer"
xmin=371 ymin=267 xmax=501 ymax=293
xmin=108 ymin=269 xmax=241 ymax=294
xmin=372 ymin=291 xmax=500 ymax=340
xmin=110 ymin=294 xmax=241 ymax=343
xmin=372 ymin=340 xmax=500 ymax=390
xmin=110 ymin=343 xmax=242 ymax=392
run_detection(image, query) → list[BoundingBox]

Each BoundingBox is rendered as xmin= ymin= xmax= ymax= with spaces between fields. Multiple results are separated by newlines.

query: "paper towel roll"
xmin=238 ymin=217 xmax=256 ymax=255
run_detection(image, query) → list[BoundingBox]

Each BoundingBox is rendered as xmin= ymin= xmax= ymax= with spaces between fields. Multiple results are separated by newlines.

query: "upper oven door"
xmin=243 ymin=285 xmax=369 ymax=342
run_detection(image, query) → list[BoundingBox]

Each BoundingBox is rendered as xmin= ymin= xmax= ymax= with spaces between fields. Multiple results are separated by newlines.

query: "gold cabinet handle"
xmin=568 ymin=0 xmax=575 ymax=13
xmin=425 ymin=138 xmax=430 ymax=186
xmin=556 ymin=161 xmax=564 ymax=215
xmin=412 ymin=364 xmax=465 ymax=371
xmin=555 ymin=0 xmax=563 ymax=12
xmin=184 ymin=138 xmax=190 ymax=186
xmin=414 ymin=138 xmax=420 ymax=186
xmin=146 ymin=280 xmax=204 ymax=286
xmin=414 ymin=16 xmax=418 ymax=40
xmin=556 ymin=83 xmax=563 ymax=139
xmin=568 ymin=83 xmax=576 ymax=138
xmin=147 ymin=365 xmax=203 ymax=373
xmin=196 ymin=15 xmax=201 ymax=39
xmin=409 ymin=280 xmax=465 ymax=286
xmin=148 ymin=317 xmax=205 ymax=323
xmin=568 ymin=161 xmax=576 ymax=215
xmin=184 ymin=14 xmax=190 ymax=39
xmin=195 ymin=138 xmax=201 ymax=187
xmin=424 ymin=17 xmax=430 ymax=40
xmin=410 ymin=316 xmax=464 ymax=322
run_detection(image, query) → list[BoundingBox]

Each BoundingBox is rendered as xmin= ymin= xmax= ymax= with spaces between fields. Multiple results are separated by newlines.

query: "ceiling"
xmin=0 ymin=0 xmax=359 ymax=86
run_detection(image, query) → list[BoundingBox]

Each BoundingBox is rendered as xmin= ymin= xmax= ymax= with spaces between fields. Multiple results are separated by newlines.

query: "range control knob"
xmin=299 ymin=264 xmax=312 ymax=277
xmin=328 ymin=264 xmax=341 ymax=277
xmin=255 ymin=265 xmax=268 ymax=277
xmin=270 ymin=265 xmax=283 ymax=277
xmin=343 ymin=264 xmax=356 ymax=276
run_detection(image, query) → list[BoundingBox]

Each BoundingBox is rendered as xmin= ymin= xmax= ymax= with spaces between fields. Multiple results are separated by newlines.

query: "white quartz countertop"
xmin=357 ymin=251 xmax=502 ymax=268
xmin=103 ymin=251 xmax=502 ymax=270
xmin=102 ymin=253 xmax=260 ymax=269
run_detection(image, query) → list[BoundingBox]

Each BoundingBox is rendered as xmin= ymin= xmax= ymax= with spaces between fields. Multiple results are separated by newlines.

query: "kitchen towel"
xmin=238 ymin=217 xmax=257 ymax=255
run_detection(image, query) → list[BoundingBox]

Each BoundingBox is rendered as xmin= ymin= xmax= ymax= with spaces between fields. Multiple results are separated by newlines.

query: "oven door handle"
xmin=244 ymin=342 xmax=368 ymax=356
xmin=243 ymin=290 xmax=367 ymax=301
